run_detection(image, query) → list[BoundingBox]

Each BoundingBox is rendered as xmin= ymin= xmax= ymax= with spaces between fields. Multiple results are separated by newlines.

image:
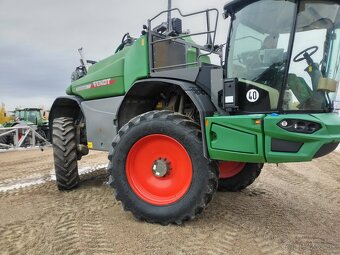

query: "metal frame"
xmin=0 ymin=126 xmax=50 ymax=149
xmin=147 ymin=8 xmax=220 ymax=74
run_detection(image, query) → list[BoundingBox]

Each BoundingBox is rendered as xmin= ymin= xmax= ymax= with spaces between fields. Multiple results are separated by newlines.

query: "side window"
xmin=18 ymin=111 xmax=25 ymax=120
xmin=228 ymin=24 xmax=265 ymax=80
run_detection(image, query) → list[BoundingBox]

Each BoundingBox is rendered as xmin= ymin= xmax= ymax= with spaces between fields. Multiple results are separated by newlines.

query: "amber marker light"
xmin=255 ymin=119 xmax=262 ymax=125
xmin=205 ymin=119 xmax=209 ymax=127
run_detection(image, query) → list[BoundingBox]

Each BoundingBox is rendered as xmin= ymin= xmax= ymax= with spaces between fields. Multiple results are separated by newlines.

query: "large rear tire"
xmin=218 ymin=162 xmax=263 ymax=192
xmin=108 ymin=110 xmax=218 ymax=225
xmin=52 ymin=117 xmax=79 ymax=190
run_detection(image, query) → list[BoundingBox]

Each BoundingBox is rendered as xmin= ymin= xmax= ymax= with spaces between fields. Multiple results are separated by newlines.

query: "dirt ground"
xmin=0 ymin=147 xmax=339 ymax=255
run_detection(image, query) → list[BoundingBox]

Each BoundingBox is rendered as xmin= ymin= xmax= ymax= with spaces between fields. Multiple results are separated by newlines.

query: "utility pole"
xmin=167 ymin=0 xmax=172 ymax=31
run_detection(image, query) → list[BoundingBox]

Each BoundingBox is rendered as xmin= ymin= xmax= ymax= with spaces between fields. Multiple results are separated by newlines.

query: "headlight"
xmin=277 ymin=119 xmax=321 ymax=134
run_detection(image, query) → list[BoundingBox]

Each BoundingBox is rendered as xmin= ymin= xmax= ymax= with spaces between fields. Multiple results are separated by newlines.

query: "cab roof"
xmin=15 ymin=108 xmax=42 ymax=111
xmin=224 ymin=0 xmax=340 ymax=17
xmin=224 ymin=0 xmax=257 ymax=17
xmin=224 ymin=0 xmax=339 ymax=34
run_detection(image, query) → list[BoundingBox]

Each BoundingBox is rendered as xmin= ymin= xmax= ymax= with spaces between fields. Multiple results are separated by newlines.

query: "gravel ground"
xmin=0 ymin=147 xmax=339 ymax=255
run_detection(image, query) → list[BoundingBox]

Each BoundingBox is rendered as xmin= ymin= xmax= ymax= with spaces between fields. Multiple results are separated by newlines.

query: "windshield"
xmin=27 ymin=110 xmax=41 ymax=124
xmin=226 ymin=0 xmax=340 ymax=113
xmin=15 ymin=110 xmax=25 ymax=120
xmin=285 ymin=1 xmax=340 ymax=111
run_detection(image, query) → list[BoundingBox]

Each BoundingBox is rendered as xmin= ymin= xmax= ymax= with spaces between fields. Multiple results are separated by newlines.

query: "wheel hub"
xmin=126 ymin=134 xmax=192 ymax=205
xmin=152 ymin=158 xmax=171 ymax=177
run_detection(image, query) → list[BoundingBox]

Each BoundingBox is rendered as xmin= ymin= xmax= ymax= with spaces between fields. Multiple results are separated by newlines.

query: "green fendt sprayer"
xmin=50 ymin=0 xmax=340 ymax=224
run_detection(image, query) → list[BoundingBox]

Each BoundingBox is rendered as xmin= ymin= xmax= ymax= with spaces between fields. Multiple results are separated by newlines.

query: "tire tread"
xmin=52 ymin=117 xmax=79 ymax=190
xmin=108 ymin=110 xmax=218 ymax=225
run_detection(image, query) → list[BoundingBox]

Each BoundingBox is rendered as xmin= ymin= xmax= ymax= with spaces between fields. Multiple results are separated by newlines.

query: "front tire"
xmin=52 ymin=117 xmax=79 ymax=190
xmin=108 ymin=110 xmax=218 ymax=225
xmin=218 ymin=162 xmax=263 ymax=192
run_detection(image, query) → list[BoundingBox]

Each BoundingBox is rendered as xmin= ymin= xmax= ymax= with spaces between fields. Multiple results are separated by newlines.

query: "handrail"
xmin=147 ymin=8 xmax=221 ymax=73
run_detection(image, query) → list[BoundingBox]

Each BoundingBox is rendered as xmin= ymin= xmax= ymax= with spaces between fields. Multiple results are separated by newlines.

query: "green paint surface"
xmin=66 ymin=34 xmax=212 ymax=100
xmin=68 ymin=35 xmax=149 ymax=100
xmin=263 ymin=113 xmax=340 ymax=163
xmin=124 ymin=36 xmax=149 ymax=91
xmin=69 ymin=49 xmax=127 ymax=99
xmin=205 ymin=114 xmax=265 ymax=163
xmin=184 ymin=37 xmax=211 ymax=66
xmin=211 ymin=124 xmax=258 ymax=154
xmin=206 ymin=113 xmax=340 ymax=163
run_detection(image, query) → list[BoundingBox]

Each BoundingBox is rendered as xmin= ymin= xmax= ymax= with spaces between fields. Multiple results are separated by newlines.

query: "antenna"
xmin=78 ymin=47 xmax=88 ymax=73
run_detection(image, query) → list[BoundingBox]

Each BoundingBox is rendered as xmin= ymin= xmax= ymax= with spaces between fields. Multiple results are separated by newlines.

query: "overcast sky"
xmin=0 ymin=0 xmax=229 ymax=111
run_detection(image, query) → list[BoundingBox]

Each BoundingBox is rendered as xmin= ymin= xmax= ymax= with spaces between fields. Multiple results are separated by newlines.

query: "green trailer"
xmin=50 ymin=0 xmax=340 ymax=224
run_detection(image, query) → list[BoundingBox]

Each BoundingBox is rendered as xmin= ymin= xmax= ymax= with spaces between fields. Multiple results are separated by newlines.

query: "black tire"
xmin=108 ymin=110 xmax=218 ymax=225
xmin=0 ymin=134 xmax=9 ymax=147
xmin=52 ymin=117 xmax=79 ymax=190
xmin=218 ymin=163 xmax=263 ymax=192
xmin=36 ymin=129 xmax=47 ymax=146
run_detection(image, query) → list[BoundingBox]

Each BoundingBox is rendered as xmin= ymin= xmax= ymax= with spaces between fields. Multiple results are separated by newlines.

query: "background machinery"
xmin=50 ymin=0 xmax=340 ymax=224
xmin=1 ymin=108 xmax=50 ymax=147
xmin=0 ymin=103 xmax=13 ymax=126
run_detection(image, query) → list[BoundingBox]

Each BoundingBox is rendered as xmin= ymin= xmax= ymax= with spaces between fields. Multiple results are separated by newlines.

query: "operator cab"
xmin=224 ymin=0 xmax=340 ymax=113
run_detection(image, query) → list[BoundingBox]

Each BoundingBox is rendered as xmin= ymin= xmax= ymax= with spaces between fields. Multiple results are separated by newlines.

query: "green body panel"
xmin=68 ymin=36 xmax=149 ymax=100
xmin=263 ymin=113 xmax=340 ymax=163
xmin=69 ymin=49 xmax=127 ymax=99
xmin=205 ymin=114 xmax=266 ymax=163
xmin=184 ymin=37 xmax=211 ymax=65
xmin=206 ymin=113 xmax=340 ymax=163
xmin=3 ymin=122 xmax=16 ymax=128
xmin=124 ymin=36 xmax=149 ymax=91
xmin=187 ymin=48 xmax=211 ymax=65
xmin=67 ymin=35 xmax=212 ymax=100
xmin=211 ymin=124 xmax=258 ymax=153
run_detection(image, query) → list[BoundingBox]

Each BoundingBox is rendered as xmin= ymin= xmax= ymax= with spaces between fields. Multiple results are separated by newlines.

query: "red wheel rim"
xmin=219 ymin=161 xmax=246 ymax=179
xmin=126 ymin=134 xmax=192 ymax=206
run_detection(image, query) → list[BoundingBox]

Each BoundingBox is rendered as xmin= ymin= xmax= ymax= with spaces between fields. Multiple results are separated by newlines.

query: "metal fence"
xmin=0 ymin=126 xmax=50 ymax=149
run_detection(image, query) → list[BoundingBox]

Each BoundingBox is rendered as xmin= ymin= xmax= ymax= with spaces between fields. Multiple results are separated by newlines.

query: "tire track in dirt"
xmin=210 ymin=174 xmax=339 ymax=255
xmin=79 ymin=214 xmax=113 ymax=254
xmin=207 ymin=193 xmax=289 ymax=255
xmin=0 ymin=224 xmax=31 ymax=255
xmin=268 ymin=163 xmax=340 ymax=208
xmin=0 ymin=169 xmax=113 ymax=255
xmin=256 ymin=167 xmax=340 ymax=254
xmin=53 ymin=211 xmax=83 ymax=255
xmin=0 ymin=151 xmax=340 ymax=254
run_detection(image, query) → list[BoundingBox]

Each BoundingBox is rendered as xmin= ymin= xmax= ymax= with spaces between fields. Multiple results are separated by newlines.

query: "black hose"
xmin=115 ymin=33 xmax=130 ymax=53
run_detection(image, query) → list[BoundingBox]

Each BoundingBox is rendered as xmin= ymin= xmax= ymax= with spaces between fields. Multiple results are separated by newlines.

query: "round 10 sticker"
xmin=246 ymin=89 xmax=259 ymax=102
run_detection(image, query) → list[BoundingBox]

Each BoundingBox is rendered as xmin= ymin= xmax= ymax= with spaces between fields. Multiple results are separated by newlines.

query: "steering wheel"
xmin=293 ymin=46 xmax=318 ymax=62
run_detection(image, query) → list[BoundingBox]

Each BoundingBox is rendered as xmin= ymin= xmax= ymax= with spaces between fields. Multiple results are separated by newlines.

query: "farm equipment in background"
xmin=50 ymin=0 xmax=340 ymax=224
xmin=0 ymin=103 xmax=13 ymax=126
xmin=0 ymin=108 xmax=50 ymax=148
